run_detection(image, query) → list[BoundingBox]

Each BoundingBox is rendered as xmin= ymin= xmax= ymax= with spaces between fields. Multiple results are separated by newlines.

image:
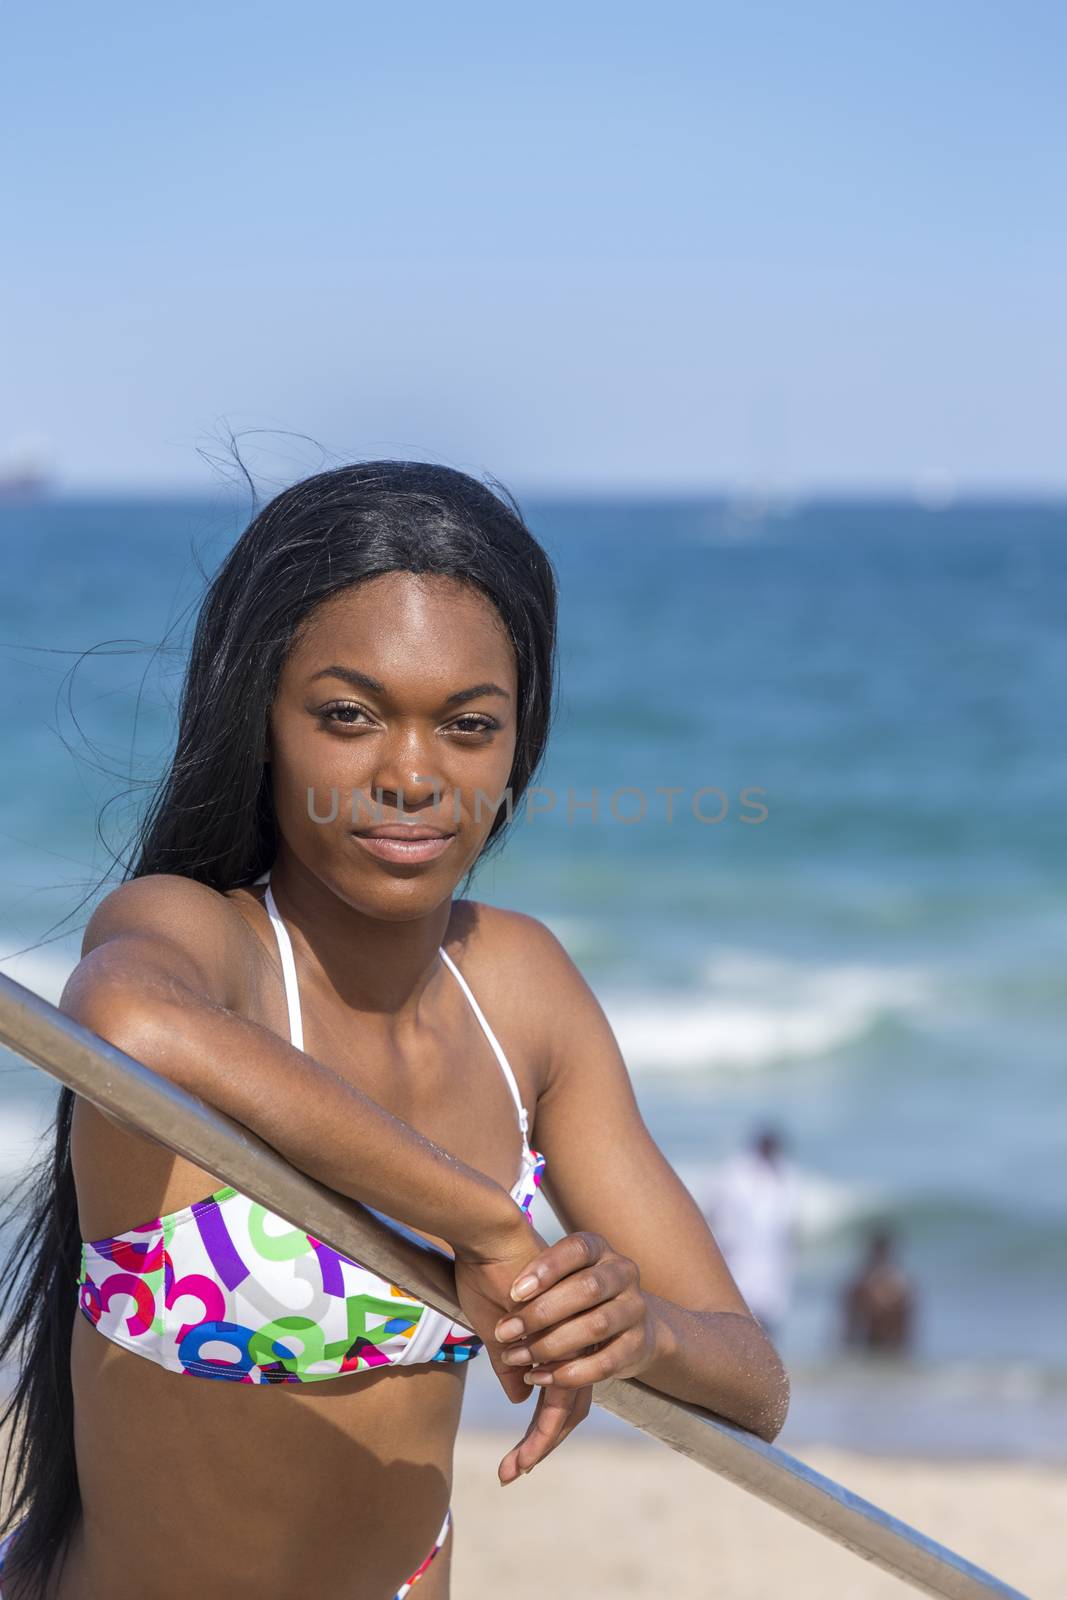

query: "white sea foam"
xmin=672 ymin=1157 xmax=882 ymax=1243
xmin=599 ymin=949 xmax=933 ymax=1076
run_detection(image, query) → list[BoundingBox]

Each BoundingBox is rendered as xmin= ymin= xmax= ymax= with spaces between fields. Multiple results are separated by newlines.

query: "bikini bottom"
xmin=395 ymin=1505 xmax=452 ymax=1596
xmin=0 ymin=1504 xmax=452 ymax=1598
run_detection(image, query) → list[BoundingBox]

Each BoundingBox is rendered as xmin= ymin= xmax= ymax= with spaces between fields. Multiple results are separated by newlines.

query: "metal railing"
xmin=0 ymin=970 xmax=1031 ymax=1600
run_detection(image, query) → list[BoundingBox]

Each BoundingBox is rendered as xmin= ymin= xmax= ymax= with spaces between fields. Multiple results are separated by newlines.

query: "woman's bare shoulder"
xmin=444 ymin=897 xmax=570 ymax=968
xmin=76 ymin=873 xmax=262 ymax=1014
xmin=444 ymin=899 xmax=581 ymax=1079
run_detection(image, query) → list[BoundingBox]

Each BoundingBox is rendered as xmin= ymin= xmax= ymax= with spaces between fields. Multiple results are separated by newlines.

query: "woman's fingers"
xmin=494 ymin=1254 xmax=636 ymax=1345
xmin=517 ymin=1384 xmax=592 ymax=1471
xmin=499 ymin=1289 xmax=641 ymax=1369
xmin=490 ymin=1231 xmax=658 ymax=1394
xmin=497 ymin=1382 xmax=593 ymax=1484
xmin=505 ymin=1231 xmax=613 ymax=1303
xmin=497 ymin=1388 xmax=569 ymax=1483
xmin=489 ymin=1353 xmax=534 ymax=1404
xmin=521 ymin=1324 xmax=649 ymax=1388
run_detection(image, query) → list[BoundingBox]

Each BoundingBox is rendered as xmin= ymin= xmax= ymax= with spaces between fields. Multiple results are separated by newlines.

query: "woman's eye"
xmin=319 ymin=704 xmax=497 ymax=736
xmin=320 ymin=702 xmax=373 ymax=726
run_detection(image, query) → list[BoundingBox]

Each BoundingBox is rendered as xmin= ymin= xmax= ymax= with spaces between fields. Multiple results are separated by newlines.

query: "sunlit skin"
xmin=61 ymin=568 xmax=786 ymax=1599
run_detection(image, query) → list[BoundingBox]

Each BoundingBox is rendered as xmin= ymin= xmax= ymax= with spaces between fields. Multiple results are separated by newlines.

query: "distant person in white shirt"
xmin=707 ymin=1125 xmax=801 ymax=1345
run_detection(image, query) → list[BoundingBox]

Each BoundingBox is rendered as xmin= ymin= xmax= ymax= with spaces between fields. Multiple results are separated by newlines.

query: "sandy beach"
xmin=450 ymin=1431 xmax=1066 ymax=1600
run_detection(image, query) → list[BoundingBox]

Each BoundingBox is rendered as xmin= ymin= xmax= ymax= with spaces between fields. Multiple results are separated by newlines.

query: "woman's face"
xmin=266 ymin=571 xmax=519 ymax=919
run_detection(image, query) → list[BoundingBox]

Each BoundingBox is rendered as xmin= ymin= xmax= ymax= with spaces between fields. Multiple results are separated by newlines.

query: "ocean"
xmin=1 ymin=491 xmax=1064 ymax=1459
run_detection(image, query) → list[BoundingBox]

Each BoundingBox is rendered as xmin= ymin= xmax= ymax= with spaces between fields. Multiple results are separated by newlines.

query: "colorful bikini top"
xmin=76 ymin=868 xmax=547 ymax=1384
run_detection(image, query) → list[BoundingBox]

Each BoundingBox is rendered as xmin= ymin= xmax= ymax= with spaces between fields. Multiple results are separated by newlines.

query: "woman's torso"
xmin=64 ymin=877 xmax=548 ymax=1600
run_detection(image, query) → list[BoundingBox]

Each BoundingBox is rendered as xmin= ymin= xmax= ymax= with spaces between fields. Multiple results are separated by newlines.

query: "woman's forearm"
xmin=638 ymin=1294 xmax=791 ymax=1443
xmin=74 ymin=980 xmax=527 ymax=1263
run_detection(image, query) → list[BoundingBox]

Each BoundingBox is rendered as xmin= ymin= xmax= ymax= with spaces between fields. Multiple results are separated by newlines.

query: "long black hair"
xmin=0 ymin=460 xmax=559 ymax=1594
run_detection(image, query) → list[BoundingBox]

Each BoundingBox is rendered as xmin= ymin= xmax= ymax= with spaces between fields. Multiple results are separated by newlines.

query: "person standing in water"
xmin=0 ymin=462 xmax=788 ymax=1599
xmin=842 ymin=1226 xmax=915 ymax=1353
xmin=707 ymin=1125 xmax=801 ymax=1346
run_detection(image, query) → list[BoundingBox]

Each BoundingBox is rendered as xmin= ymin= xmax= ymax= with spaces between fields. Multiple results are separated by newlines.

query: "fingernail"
xmin=502 ymin=1347 xmax=532 ymax=1365
xmin=523 ymin=1371 xmax=552 ymax=1384
xmin=511 ymin=1275 xmax=538 ymax=1300
xmin=495 ymin=1318 xmax=523 ymax=1340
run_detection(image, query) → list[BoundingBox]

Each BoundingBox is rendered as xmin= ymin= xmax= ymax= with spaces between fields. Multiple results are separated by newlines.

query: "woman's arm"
xmin=488 ymin=913 xmax=790 ymax=1444
xmin=61 ymin=874 xmax=528 ymax=1264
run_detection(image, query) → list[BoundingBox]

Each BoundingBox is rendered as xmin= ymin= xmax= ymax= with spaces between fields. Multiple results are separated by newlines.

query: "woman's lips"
xmin=352 ymin=832 xmax=456 ymax=864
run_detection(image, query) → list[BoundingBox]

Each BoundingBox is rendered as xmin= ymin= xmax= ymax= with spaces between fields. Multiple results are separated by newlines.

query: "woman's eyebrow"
xmin=309 ymin=665 xmax=511 ymax=707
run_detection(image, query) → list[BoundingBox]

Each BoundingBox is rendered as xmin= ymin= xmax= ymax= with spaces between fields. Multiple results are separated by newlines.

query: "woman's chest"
xmin=70 ymin=963 xmax=541 ymax=1248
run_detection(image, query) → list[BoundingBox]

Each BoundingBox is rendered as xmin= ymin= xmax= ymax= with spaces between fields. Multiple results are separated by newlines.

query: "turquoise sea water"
xmin=1 ymin=492 xmax=1064 ymax=1458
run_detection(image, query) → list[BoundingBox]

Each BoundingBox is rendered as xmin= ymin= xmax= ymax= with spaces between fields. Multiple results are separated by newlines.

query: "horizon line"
xmin=6 ymin=480 xmax=1067 ymax=509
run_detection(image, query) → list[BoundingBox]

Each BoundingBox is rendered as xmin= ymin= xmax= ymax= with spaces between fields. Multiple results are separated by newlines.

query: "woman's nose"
xmin=369 ymin=726 xmax=448 ymax=816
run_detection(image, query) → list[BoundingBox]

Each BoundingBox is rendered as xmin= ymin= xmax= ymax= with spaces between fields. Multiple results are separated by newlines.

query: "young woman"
xmin=0 ymin=462 xmax=788 ymax=1598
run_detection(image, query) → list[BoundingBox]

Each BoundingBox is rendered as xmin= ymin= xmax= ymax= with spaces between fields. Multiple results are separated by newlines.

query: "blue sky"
xmin=2 ymin=1 xmax=1064 ymax=494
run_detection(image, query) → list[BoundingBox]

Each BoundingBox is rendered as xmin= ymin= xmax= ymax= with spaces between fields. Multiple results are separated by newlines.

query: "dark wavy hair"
xmin=0 ymin=460 xmax=559 ymax=1594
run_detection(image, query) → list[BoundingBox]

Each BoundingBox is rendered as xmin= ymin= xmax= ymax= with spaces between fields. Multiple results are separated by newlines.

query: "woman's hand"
xmin=453 ymin=1224 xmax=594 ymax=1484
xmin=490 ymin=1230 xmax=660 ymax=1391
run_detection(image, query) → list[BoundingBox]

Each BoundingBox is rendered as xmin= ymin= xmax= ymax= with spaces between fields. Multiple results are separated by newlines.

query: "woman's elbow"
xmin=747 ymin=1334 xmax=791 ymax=1443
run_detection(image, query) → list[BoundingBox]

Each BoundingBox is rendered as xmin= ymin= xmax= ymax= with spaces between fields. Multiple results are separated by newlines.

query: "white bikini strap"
xmin=251 ymin=868 xmax=528 ymax=1145
xmin=254 ymin=868 xmax=304 ymax=1051
xmin=437 ymin=945 xmax=530 ymax=1141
